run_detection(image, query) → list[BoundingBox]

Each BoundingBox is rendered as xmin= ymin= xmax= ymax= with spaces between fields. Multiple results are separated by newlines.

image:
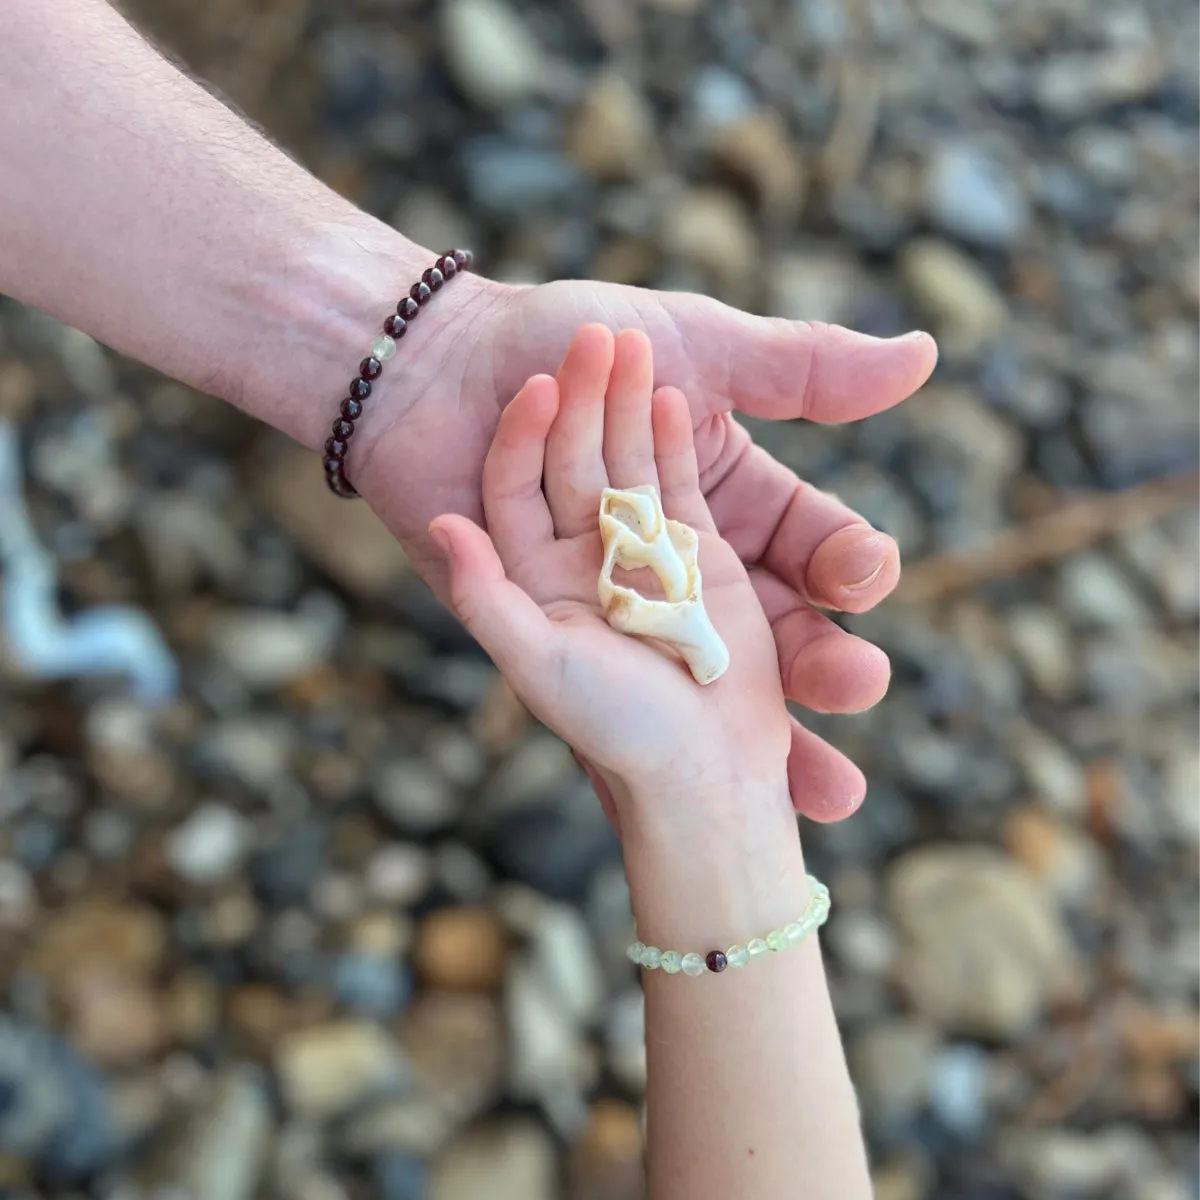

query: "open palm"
xmin=428 ymin=326 xmax=791 ymax=810
xmin=356 ymin=274 xmax=937 ymax=819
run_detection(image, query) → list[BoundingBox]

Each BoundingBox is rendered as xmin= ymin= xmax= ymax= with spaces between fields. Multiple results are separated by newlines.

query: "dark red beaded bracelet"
xmin=323 ymin=248 xmax=473 ymax=498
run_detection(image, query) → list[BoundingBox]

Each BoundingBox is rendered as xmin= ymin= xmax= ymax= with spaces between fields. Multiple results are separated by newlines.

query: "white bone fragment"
xmin=597 ymin=485 xmax=730 ymax=685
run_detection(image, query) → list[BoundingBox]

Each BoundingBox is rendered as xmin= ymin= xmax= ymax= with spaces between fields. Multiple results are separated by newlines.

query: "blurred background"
xmin=0 ymin=0 xmax=1197 ymax=1197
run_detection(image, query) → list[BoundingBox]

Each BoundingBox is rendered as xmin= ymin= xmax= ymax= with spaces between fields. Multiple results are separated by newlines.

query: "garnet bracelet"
xmin=626 ymin=875 xmax=830 ymax=976
xmin=322 ymin=248 xmax=473 ymax=498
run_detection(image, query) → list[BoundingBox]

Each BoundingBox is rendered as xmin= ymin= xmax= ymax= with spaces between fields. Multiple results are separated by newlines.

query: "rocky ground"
xmin=0 ymin=1 xmax=1197 ymax=1197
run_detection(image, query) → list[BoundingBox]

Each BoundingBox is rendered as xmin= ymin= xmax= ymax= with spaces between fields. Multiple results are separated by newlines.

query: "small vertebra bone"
xmin=597 ymin=485 xmax=730 ymax=685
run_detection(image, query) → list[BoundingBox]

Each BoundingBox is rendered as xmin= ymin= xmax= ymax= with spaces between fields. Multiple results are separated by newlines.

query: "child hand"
xmin=428 ymin=325 xmax=791 ymax=814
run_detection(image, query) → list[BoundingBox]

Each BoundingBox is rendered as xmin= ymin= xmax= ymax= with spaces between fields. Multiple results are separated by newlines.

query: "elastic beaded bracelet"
xmin=322 ymin=248 xmax=474 ymax=498
xmin=626 ymin=875 xmax=830 ymax=977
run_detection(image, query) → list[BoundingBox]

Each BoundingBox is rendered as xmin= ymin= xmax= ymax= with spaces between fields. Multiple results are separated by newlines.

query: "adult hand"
xmin=353 ymin=275 xmax=937 ymax=822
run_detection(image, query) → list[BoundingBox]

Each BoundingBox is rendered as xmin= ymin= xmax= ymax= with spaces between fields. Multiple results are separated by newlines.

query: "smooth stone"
xmin=399 ymin=993 xmax=505 ymax=1124
xmin=196 ymin=718 xmax=295 ymax=792
xmin=430 ymin=1117 xmax=557 ymax=1200
xmin=415 ymin=908 xmax=508 ymax=992
xmin=276 ymin=1021 xmax=407 ymax=1119
xmin=373 ymin=1153 xmax=428 ymax=1200
xmin=849 ymin=1018 xmax=937 ymax=1123
xmin=249 ymin=818 xmax=329 ymax=907
xmin=887 ymin=846 xmax=1076 ymax=1038
xmin=567 ymin=1098 xmax=645 ymax=1200
xmin=663 ymin=187 xmax=760 ymax=302
xmin=333 ymin=955 xmax=414 ymax=1019
xmin=929 ymin=1044 xmax=989 ymax=1137
xmin=440 ymin=0 xmax=547 ymax=110
xmin=340 ymin=1095 xmax=455 ymax=1160
xmin=208 ymin=604 xmax=340 ymax=688
xmin=691 ymin=65 xmax=757 ymax=128
xmin=165 ymin=801 xmax=252 ymax=884
xmin=899 ymin=238 xmax=1009 ymax=353
xmin=1058 ymin=553 xmax=1154 ymax=630
xmin=462 ymin=138 xmax=588 ymax=219
xmin=365 ymin=844 xmax=433 ymax=908
xmin=1009 ymin=724 xmax=1087 ymax=818
xmin=1002 ymin=806 xmax=1107 ymax=905
xmin=373 ymin=758 xmax=462 ymax=836
xmin=1007 ymin=606 xmax=1076 ymax=700
xmin=767 ymin=250 xmax=868 ymax=326
xmin=565 ymin=72 xmax=657 ymax=181
xmin=925 ymin=142 xmax=1029 ymax=247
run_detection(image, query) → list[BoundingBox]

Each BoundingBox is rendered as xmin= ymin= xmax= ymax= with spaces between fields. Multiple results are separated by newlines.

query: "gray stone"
xmin=849 ymin=1018 xmax=937 ymax=1122
xmin=463 ymin=138 xmax=588 ymax=219
xmin=1058 ymin=553 xmax=1154 ymax=630
xmin=165 ymin=802 xmax=252 ymax=884
xmin=373 ymin=758 xmax=462 ymax=836
xmin=929 ymin=1044 xmax=988 ymax=1136
xmin=1007 ymin=605 xmax=1076 ymax=700
xmin=276 ymin=1021 xmax=407 ymax=1119
xmin=925 ymin=142 xmax=1030 ymax=247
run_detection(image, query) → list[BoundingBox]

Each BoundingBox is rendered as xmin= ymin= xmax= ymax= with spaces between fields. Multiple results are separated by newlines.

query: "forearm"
xmin=621 ymin=784 xmax=870 ymax=1200
xmin=0 ymin=0 xmax=488 ymax=452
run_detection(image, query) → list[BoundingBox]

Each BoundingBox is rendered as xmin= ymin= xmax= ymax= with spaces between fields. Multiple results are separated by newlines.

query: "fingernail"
xmin=843 ymin=559 xmax=885 ymax=592
xmin=429 ymin=526 xmax=453 ymax=563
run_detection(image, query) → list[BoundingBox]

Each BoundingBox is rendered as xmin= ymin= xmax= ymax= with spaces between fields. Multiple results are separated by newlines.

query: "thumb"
xmin=428 ymin=515 xmax=557 ymax=695
xmin=656 ymin=290 xmax=936 ymax=424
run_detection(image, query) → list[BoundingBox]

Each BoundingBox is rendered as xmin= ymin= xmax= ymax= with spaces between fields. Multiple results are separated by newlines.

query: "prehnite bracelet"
xmin=626 ymin=875 xmax=830 ymax=977
xmin=322 ymin=248 xmax=474 ymax=499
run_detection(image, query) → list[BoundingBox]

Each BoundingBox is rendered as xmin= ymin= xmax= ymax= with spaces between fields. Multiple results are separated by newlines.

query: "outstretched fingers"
xmin=651 ymin=385 xmax=715 ymax=533
xmin=482 ymin=373 xmax=559 ymax=570
xmin=429 ymin=514 xmax=560 ymax=700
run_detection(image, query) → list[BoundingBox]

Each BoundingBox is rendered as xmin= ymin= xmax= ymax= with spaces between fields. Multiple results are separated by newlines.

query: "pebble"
xmin=257 ymin=445 xmax=413 ymax=600
xmin=440 ymin=0 xmax=547 ymax=111
xmin=1007 ymin=606 xmax=1077 ymax=701
xmin=567 ymin=1099 xmax=644 ymax=1200
xmin=463 ymin=137 xmax=588 ymax=218
xmin=925 ymin=142 xmax=1030 ymax=247
xmin=899 ymin=238 xmax=1009 ymax=353
xmin=767 ymin=250 xmax=866 ymax=325
xmin=928 ymin=1043 xmax=989 ymax=1137
xmin=1058 ymin=553 xmax=1154 ymax=629
xmin=415 ymin=907 xmax=508 ymax=992
xmin=399 ymin=993 xmax=505 ymax=1124
xmin=710 ymin=109 xmax=807 ymax=225
xmin=165 ymin=801 xmax=252 ymax=884
xmin=373 ymin=1152 xmax=428 ymax=1200
xmin=1002 ymin=806 xmax=1106 ymax=904
xmin=528 ymin=902 xmax=605 ymax=1026
xmin=604 ymin=989 xmax=647 ymax=1095
xmin=373 ymin=758 xmax=462 ymax=836
xmin=333 ymin=954 xmax=413 ymax=1018
xmin=0 ymin=860 xmax=36 ymax=930
xmin=663 ymin=187 xmax=760 ymax=300
xmin=1009 ymin=722 xmax=1087 ymax=817
xmin=565 ymin=72 xmax=657 ymax=181
xmin=208 ymin=607 xmax=338 ymax=688
xmin=250 ymin=818 xmax=329 ymax=907
xmin=887 ymin=846 xmax=1076 ymax=1038
xmin=849 ymin=1018 xmax=937 ymax=1123
xmin=276 ymin=1020 xmax=407 ymax=1119
xmin=430 ymin=1117 xmax=557 ymax=1200
xmin=365 ymin=843 xmax=434 ymax=908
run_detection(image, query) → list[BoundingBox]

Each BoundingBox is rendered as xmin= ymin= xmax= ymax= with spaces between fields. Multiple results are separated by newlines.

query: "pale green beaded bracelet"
xmin=626 ymin=875 xmax=830 ymax=977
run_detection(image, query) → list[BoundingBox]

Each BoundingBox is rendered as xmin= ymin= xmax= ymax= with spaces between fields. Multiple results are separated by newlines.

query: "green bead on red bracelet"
xmin=323 ymin=249 xmax=473 ymax=498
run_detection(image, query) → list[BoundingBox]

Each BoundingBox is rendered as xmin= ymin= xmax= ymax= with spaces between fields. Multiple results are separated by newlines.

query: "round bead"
xmin=322 ymin=455 xmax=344 ymax=474
xmin=332 ymin=418 xmax=355 ymax=440
xmin=705 ymin=950 xmax=727 ymax=973
xmin=328 ymin=474 xmax=358 ymax=498
xmin=383 ymin=314 xmax=407 ymax=338
xmin=785 ymin=922 xmax=804 ymax=943
xmin=371 ymin=334 xmax=397 ymax=362
xmin=422 ymin=266 xmax=445 ymax=290
xmin=348 ymin=378 xmax=371 ymax=401
xmin=626 ymin=940 xmax=645 ymax=964
xmin=325 ymin=436 xmax=348 ymax=458
xmin=766 ymin=929 xmax=789 ymax=953
xmin=438 ymin=255 xmax=457 ymax=279
xmin=452 ymin=248 xmax=472 ymax=268
xmin=360 ymin=357 xmax=382 ymax=380
xmin=726 ymin=944 xmax=749 ymax=968
xmin=640 ymin=946 xmax=662 ymax=970
xmin=410 ymin=281 xmax=432 ymax=305
xmin=747 ymin=938 xmax=768 ymax=959
xmin=680 ymin=953 xmax=705 ymax=977
xmin=660 ymin=951 xmax=683 ymax=975
xmin=398 ymin=297 xmax=420 ymax=320
xmin=341 ymin=396 xmax=364 ymax=420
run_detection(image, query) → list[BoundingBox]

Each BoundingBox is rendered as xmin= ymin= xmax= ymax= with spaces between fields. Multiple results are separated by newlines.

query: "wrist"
xmin=220 ymin=211 xmax=509 ymax=460
xmin=618 ymin=778 xmax=812 ymax=949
